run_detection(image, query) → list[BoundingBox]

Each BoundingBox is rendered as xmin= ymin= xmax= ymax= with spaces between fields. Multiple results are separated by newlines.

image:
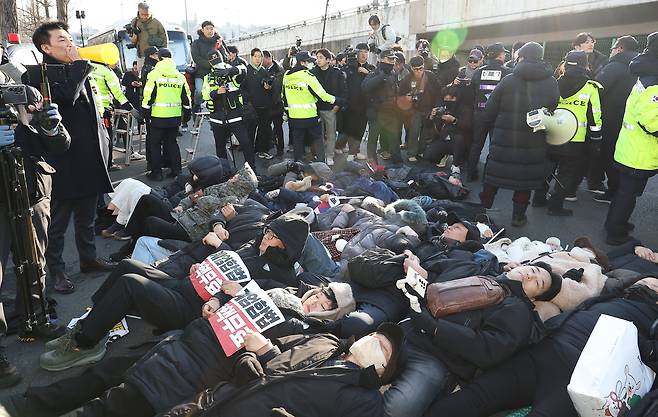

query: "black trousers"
xmin=467 ymin=114 xmax=491 ymax=174
xmin=147 ymin=126 xmax=181 ymax=174
xmin=46 ymin=196 xmax=98 ymax=275
xmin=59 ymin=382 xmax=153 ymax=417
xmin=605 ymin=171 xmax=655 ymax=238
xmin=125 ymin=194 xmax=189 ymax=246
xmin=291 ymin=122 xmax=324 ymax=162
xmin=424 ymin=136 xmax=466 ymax=167
xmin=602 ymin=130 xmax=621 ymax=195
xmin=337 ymin=110 xmax=368 ymax=155
xmin=479 ymin=184 xmax=531 ymax=215
xmin=547 ymin=152 xmax=585 ymax=210
xmin=210 ymin=121 xmax=255 ymax=169
xmin=249 ymin=107 xmax=273 ymax=153
xmin=271 ymin=111 xmax=285 ymax=153
xmin=425 ymin=342 xmax=577 ymax=417
xmin=78 ymin=259 xmax=202 ymax=347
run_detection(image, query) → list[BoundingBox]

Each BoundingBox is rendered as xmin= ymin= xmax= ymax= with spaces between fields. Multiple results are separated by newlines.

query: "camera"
xmin=124 ymin=23 xmax=141 ymax=49
xmin=419 ymin=46 xmax=430 ymax=58
xmin=342 ymin=45 xmax=358 ymax=69
xmin=289 ymin=37 xmax=303 ymax=57
xmin=263 ymin=75 xmax=274 ymax=87
xmin=0 ymin=84 xmax=28 ymax=125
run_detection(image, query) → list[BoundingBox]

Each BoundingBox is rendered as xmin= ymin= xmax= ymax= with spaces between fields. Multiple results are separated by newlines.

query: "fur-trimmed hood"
xmin=384 ymin=199 xmax=428 ymax=233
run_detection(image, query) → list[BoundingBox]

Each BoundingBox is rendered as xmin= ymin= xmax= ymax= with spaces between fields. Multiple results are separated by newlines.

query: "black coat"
xmin=607 ymin=240 xmax=658 ymax=277
xmin=362 ymin=66 xmax=399 ymax=110
xmin=311 ymin=65 xmax=347 ymax=111
xmin=190 ymin=32 xmax=222 ymax=77
xmin=409 ymin=278 xmax=545 ymax=381
xmin=244 ymin=64 xmax=273 ymax=108
xmin=478 ymin=59 xmax=559 ymax=190
xmin=343 ymin=62 xmax=375 ymax=111
xmin=37 ymin=57 xmax=113 ymax=200
xmin=435 ymin=56 xmax=460 ymax=89
xmin=470 ymin=59 xmax=512 ymax=112
xmin=120 ymin=70 xmax=141 ymax=109
xmin=596 ymin=50 xmax=639 ymax=145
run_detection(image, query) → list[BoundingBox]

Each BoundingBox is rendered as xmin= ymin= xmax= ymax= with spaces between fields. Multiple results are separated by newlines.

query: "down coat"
xmin=477 ymin=59 xmax=559 ymax=190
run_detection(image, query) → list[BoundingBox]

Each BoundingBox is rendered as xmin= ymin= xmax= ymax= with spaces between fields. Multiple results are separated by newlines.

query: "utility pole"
xmin=320 ymin=0 xmax=329 ymax=48
xmin=76 ymin=10 xmax=85 ymax=46
xmin=184 ymin=0 xmax=190 ymax=36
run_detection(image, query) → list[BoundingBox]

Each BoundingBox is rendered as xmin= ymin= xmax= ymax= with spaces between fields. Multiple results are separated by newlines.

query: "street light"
xmin=76 ymin=10 xmax=86 ymax=47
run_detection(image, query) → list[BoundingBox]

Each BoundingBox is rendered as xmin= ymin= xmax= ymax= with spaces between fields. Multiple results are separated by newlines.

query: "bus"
xmin=87 ymin=23 xmax=192 ymax=73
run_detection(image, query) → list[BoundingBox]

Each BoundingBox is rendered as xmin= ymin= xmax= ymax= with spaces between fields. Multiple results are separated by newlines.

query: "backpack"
xmin=381 ymin=24 xmax=402 ymax=43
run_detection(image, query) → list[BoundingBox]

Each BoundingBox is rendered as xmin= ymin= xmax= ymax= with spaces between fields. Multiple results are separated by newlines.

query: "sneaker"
xmin=437 ymin=155 xmax=449 ymax=168
xmin=408 ymin=156 xmax=417 ymax=162
xmin=0 ymin=347 xmax=21 ymax=388
xmin=511 ymin=214 xmax=527 ymax=227
xmin=593 ymin=191 xmax=613 ymax=204
xmin=108 ymin=163 xmax=122 ymax=172
xmin=101 ymin=222 xmax=123 ymax=238
xmin=326 ymin=157 xmax=334 ymax=166
xmin=40 ymin=335 xmax=107 ymax=372
xmin=257 ymin=152 xmax=274 ymax=160
xmin=564 ymin=193 xmax=578 ymax=202
xmin=587 ymin=183 xmax=607 ymax=195
xmin=400 ymin=143 xmax=408 ymax=150
xmin=113 ymin=228 xmax=132 ymax=241
xmin=356 ymin=153 xmax=368 ymax=160
xmin=110 ymin=243 xmax=133 ymax=262
xmin=130 ymin=152 xmax=146 ymax=161
xmin=450 ymin=165 xmax=461 ymax=176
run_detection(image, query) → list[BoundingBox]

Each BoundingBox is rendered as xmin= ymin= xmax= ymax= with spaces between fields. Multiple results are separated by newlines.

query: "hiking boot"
xmin=40 ymin=334 xmax=107 ymax=372
xmin=0 ymin=347 xmax=21 ymax=388
xmin=45 ymin=322 xmax=80 ymax=351
xmin=511 ymin=214 xmax=528 ymax=227
xmin=547 ymin=207 xmax=573 ymax=217
xmin=18 ymin=321 xmax=66 ymax=343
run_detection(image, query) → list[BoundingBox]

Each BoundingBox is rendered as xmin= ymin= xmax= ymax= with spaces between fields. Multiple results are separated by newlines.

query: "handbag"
xmin=426 ymin=276 xmax=506 ymax=318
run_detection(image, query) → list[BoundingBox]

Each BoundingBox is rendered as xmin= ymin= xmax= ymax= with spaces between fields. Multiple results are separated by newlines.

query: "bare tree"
xmin=0 ymin=0 xmax=19 ymax=43
xmin=56 ymin=0 xmax=69 ymax=24
xmin=16 ymin=0 xmax=44 ymax=42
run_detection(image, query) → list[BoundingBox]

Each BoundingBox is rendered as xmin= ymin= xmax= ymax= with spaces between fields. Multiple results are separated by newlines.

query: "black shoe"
xmin=511 ymin=214 xmax=527 ymax=227
xmin=108 ymin=163 xmax=122 ymax=172
xmin=593 ymin=191 xmax=613 ymax=204
xmin=110 ymin=243 xmax=133 ymax=262
xmin=0 ymin=348 xmax=21 ymax=388
xmin=18 ymin=321 xmax=66 ymax=343
xmin=166 ymin=170 xmax=180 ymax=179
xmin=532 ymin=196 xmax=548 ymax=207
xmin=80 ymin=258 xmax=117 ymax=273
xmin=587 ymin=183 xmax=607 ymax=195
xmin=146 ymin=171 xmax=163 ymax=181
xmin=548 ymin=207 xmax=573 ymax=216
xmin=606 ymin=234 xmax=636 ymax=246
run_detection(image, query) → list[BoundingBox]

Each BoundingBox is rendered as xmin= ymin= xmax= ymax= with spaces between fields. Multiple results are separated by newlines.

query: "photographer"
xmin=264 ymin=50 xmax=286 ymax=156
xmin=336 ymin=43 xmax=373 ymax=161
xmin=282 ymin=38 xmax=303 ymax=71
xmin=424 ymin=84 xmax=473 ymax=177
xmin=128 ymin=2 xmax=168 ymax=71
xmin=202 ymin=50 xmax=255 ymax=169
xmin=0 ymin=74 xmax=70 ymax=385
xmin=244 ymin=48 xmax=274 ymax=160
xmin=398 ymin=55 xmax=440 ymax=162
xmin=31 ymin=21 xmax=116 ymax=296
xmin=190 ymin=21 xmax=223 ymax=111
xmin=367 ymin=15 xmax=399 ymax=64
xmin=311 ymin=48 xmax=347 ymax=166
xmin=417 ymin=38 xmax=439 ymax=72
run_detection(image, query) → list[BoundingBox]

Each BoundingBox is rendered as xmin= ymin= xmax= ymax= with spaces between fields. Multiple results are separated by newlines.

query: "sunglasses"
xmin=467 ymin=58 xmax=479 ymax=63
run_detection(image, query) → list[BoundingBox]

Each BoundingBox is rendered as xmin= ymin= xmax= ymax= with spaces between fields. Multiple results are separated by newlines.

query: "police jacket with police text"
xmin=282 ymin=65 xmax=336 ymax=122
xmin=142 ymin=58 xmax=192 ymax=128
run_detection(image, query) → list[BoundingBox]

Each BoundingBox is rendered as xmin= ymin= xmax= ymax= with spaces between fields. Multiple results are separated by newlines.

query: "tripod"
xmin=0 ymin=143 xmax=49 ymax=340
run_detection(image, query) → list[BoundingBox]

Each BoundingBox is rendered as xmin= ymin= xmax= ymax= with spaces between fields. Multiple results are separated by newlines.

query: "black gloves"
xmin=233 ymin=353 xmax=265 ymax=386
xmin=589 ymin=132 xmax=603 ymax=155
xmin=225 ymin=65 xmax=240 ymax=76
xmin=141 ymin=107 xmax=151 ymax=123
xmin=563 ymin=268 xmax=585 ymax=283
xmin=410 ymin=308 xmax=438 ymax=337
xmin=333 ymin=97 xmax=347 ymax=108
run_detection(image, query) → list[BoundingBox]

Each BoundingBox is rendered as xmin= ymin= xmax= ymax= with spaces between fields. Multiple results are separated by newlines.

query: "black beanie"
xmin=531 ymin=261 xmax=563 ymax=301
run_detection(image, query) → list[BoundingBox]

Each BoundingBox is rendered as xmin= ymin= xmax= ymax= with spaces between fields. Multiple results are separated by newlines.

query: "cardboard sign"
xmin=190 ymin=251 xmax=251 ymax=301
xmin=68 ymin=309 xmax=129 ymax=346
xmin=209 ymin=283 xmax=285 ymax=356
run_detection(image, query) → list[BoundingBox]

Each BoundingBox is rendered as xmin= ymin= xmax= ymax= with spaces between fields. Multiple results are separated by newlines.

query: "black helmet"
xmin=518 ymin=42 xmax=544 ymax=60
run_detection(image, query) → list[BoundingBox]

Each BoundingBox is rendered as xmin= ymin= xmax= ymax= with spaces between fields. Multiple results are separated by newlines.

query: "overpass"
xmin=228 ymin=0 xmax=658 ymax=62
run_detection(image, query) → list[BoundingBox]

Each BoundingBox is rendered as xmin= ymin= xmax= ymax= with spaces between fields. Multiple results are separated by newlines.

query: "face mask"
xmin=306 ymin=62 xmax=314 ymax=70
xmin=349 ymin=335 xmax=387 ymax=370
xmin=379 ymin=62 xmax=394 ymax=74
xmin=184 ymin=183 xmax=193 ymax=193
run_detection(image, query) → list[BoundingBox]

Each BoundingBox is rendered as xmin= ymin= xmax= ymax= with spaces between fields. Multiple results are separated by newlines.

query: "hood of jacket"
xmin=266 ymin=213 xmax=310 ymax=264
xmin=513 ymin=59 xmax=553 ymax=81
xmin=558 ymin=73 xmax=589 ymax=98
xmin=629 ymin=52 xmax=658 ymax=80
xmin=155 ymin=57 xmax=177 ymax=72
xmin=300 ymin=282 xmax=356 ymax=321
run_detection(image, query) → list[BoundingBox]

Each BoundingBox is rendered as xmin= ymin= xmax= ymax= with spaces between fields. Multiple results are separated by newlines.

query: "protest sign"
xmin=190 ymin=250 xmax=251 ymax=301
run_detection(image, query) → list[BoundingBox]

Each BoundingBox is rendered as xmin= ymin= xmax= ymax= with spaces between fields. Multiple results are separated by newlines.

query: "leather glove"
xmin=563 ymin=268 xmax=585 ymax=283
xmin=410 ymin=307 xmax=438 ymax=337
xmin=0 ymin=125 xmax=15 ymax=147
xmin=233 ymin=353 xmax=265 ymax=386
xmin=130 ymin=107 xmax=145 ymax=123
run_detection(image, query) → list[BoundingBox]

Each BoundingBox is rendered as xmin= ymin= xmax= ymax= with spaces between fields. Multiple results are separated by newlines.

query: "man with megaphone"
xmin=537 ymin=51 xmax=603 ymax=217
xmin=30 ymin=21 xmax=117 ymax=296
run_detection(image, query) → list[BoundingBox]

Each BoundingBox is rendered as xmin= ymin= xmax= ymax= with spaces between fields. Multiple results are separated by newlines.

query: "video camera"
xmin=343 ymin=45 xmax=359 ymax=69
xmin=124 ymin=22 xmax=141 ymax=49
xmin=289 ymin=37 xmax=302 ymax=56
xmin=0 ymin=84 xmax=28 ymax=125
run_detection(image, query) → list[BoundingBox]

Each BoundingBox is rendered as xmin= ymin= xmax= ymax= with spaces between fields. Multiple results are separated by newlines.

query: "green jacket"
xmin=90 ymin=63 xmax=128 ymax=109
xmin=131 ymin=15 xmax=168 ymax=58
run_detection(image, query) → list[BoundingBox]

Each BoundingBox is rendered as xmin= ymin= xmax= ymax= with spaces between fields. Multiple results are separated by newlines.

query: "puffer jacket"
xmin=191 ymin=31 xmax=222 ymax=77
xmin=478 ymin=58 xmax=559 ymax=190
xmin=341 ymin=218 xmax=421 ymax=262
xmin=172 ymin=163 xmax=258 ymax=241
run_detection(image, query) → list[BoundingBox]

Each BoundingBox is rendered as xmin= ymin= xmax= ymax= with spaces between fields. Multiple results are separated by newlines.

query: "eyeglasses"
xmin=467 ymin=59 xmax=479 ymax=63
xmin=412 ymin=66 xmax=424 ymax=72
xmin=263 ymin=228 xmax=280 ymax=241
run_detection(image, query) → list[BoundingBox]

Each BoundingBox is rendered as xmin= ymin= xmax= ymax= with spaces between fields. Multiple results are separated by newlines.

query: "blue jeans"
xmin=384 ymin=340 xmax=451 ymax=417
xmin=131 ymin=236 xmax=174 ymax=265
xmin=298 ymin=234 xmax=339 ymax=279
xmin=339 ymin=303 xmax=388 ymax=339
xmin=194 ymin=77 xmax=204 ymax=107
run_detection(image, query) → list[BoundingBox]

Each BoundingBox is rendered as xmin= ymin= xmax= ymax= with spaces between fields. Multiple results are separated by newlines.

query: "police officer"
xmin=90 ymin=62 xmax=143 ymax=171
xmin=604 ymin=32 xmax=658 ymax=245
xmin=202 ymin=50 xmax=255 ymax=169
xmin=282 ymin=51 xmax=341 ymax=163
xmin=142 ymin=48 xmax=192 ymax=181
xmin=541 ymin=51 xmax=602 ymax=216
xmin=466 ymin=42 xmax=512 ymax=181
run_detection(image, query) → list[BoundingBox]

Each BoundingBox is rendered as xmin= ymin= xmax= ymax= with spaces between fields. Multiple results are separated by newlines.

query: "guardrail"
xmin=227 ymin=0 xmax=413 ymax=42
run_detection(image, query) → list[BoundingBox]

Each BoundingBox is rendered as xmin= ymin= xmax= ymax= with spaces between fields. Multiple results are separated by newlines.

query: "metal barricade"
xmin=111 ymin=109 xmax=146 ymax=165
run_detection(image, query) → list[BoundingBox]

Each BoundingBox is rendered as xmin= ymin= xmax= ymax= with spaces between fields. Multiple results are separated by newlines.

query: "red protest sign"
xmin=190 ymin=251 xmax=251 ymax=301
xmin=209 ymin=284 xmax=285 ymax=356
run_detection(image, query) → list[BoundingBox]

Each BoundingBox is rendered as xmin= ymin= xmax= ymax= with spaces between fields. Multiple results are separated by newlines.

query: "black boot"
xmin=511 ymin=204 xmax=528 ymax=227
xmin=110 ymin=241 xmax=134 ymax=262
xmin=532 ymin=193 xmax=548 ymax=207
xmin=18 ymin=320 xmax=66 ymax=343
xmin=547 ymin=193 xmax=572 ymax=216
xmin=0 ymin=347 xmax=21 ymax=388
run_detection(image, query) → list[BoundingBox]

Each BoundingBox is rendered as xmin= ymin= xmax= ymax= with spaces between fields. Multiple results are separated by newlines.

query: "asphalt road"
xmin=0 ymin=120 xmax=656 ymax=406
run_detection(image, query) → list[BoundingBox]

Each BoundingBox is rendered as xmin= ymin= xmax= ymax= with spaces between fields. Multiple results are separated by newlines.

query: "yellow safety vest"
xmin=90 ymin=63 xmax=128 ymax=110
xmin=282 ymin=68 xmax=335 ymax=119
xmin=201 ymin=63 xmax=243 ymax=112
xmin=614 ymin=80 xmax=658 ymax=171
xmin=142 ymin=58 xmax=191 ymax=119
xmin=557 ymin=80 xmax=603 ymax=143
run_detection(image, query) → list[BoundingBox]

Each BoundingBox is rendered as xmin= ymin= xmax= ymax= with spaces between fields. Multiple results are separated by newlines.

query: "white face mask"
xmin=306 ymin=62 xmax=314 ymax=70
xmin=349 ymin=335 xmax=387 ymax=370
xmin=184 ymin=183 xmax=193 ymax=193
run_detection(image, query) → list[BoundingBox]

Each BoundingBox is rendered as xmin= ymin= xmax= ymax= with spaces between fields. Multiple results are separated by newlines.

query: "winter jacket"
xmin=596 ymin=50 xmax=639 ymax=146
xmin=409 ymin=277 xmax=545 ymax=381
xmin=244 ymin=64 xmax=273 ymax=108
xmin=478 ymin=58 xmax=559 ymax=190
xmin=340 ymin=218 xmax=421 ymax=262
xmin=343 ymin=62 xmax=375 ymax=111
xmin=607 ymin=240 xmax=658 ymax=277
xmin=208 ymin=199 xmax=272 ymax=250
xmin=38 ymin=56 xmax=113 ymax=200
xmin=191 ymin=31 xmax=221 ymax=77
xmin=470 ymin=58 xmax=512 ymax=112
xmin=130 ymin=15 xmax=168 ymax=58
xmin=173 ymin=163 xmax=258 ymax=241
xmin=398 ymin=70 xmax=441 ymax=114
xmin=587 ymin=49 xmax=609 ymax=78
xmin=311 ymin=65 xmax=347 ymax=111
xmin=435 ymin=56 xmax=460 ymax=89
xmin=362 ymin=65 xmax=399 ymax=110
xmin=140 ymin=56 xmax=158 ymax=88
